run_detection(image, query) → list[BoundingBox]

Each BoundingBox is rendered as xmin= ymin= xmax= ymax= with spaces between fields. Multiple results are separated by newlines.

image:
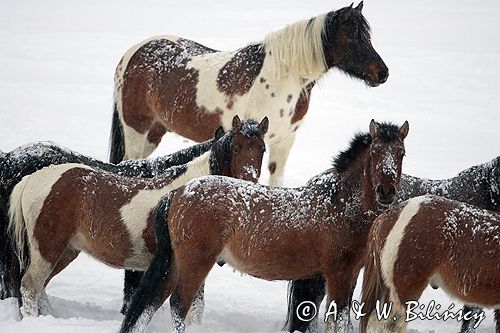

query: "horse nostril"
xmin=388 ymin=186 xmax=396 ymax=196
xmin=376 ymin=185 xmax=384 ymax=195
xmin=378 ymin=68 xmax=388 ymax=83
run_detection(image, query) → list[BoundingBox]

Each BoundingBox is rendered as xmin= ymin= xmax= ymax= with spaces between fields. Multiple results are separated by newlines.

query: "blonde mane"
xmin=263 ymin=14 xmax=327 ymax=81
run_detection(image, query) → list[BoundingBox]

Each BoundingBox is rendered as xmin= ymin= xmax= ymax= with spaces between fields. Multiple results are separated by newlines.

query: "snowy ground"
xmin=0 ymin=0 xmax=499 ymax=332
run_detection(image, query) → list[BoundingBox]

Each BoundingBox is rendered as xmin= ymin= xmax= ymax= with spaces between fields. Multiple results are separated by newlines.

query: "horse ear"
xmin=259 ymin=117 xmax=269 ymax=135
xmin=232 ymin=115 xmax=242 ymax=133
xmin=399 ymin=121 xmax=409 ymax=140
xmin=340 ymin=3 xmax=354 ymax=22
xmin=214 ymin=126 xmax=225 ymax=140
xmin=355 ymin=1 xmax=363 ymax=12
xmin=369 ymin=119 xmax=379 ymax=139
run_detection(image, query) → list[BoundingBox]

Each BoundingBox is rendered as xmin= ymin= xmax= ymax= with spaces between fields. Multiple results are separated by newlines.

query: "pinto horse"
xmin=284 ymin=155 xmax=500 ymax=333
xmin=0 ymin=133 xmax=216 ymax=301
xmin=360 ymin=195 xmax=500 ymax=333
xmin=120 ymin=120 xmax=409 ymax=333
xmin=0 ymin=115 xmax=259 ymax=302
xmin=110 ymin=1 xmax=388 ymax=187
xmin=7 ymin=116 xmax=267 ymax=317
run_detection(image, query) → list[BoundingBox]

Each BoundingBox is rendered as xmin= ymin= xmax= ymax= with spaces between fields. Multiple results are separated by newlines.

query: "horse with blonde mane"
xmin=110 ymin=1 xmax=388 ymax=187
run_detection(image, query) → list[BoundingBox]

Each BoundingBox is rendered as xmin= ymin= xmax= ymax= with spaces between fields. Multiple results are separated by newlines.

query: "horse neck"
xmin=150 ymin=150 xmax=212 ymax=190
xmin=208 ymin=136 xmax=232 ymax=176
xmin=150 ymin=138 xmax=216 ymax=177
xmin=337 ymin=150 xmax=379 ymax=219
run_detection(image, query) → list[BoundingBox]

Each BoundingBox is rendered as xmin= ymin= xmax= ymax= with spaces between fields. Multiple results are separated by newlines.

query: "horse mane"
xmin=263 ymin=14 xmax=327 ymax=80
xmin=332 ymin=122 xmax=401 ymax=173
xmin=209 ymin=120 xmax=264 ymax=173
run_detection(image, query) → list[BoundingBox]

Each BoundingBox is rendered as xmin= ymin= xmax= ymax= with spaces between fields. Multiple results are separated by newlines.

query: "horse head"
xmin=368 ymin=119 xmax=409 ymax=206
xmin=211 ymin=115 xmax=268 ymax=183
xmin=323 ymin=2 xmax=388 ymax=87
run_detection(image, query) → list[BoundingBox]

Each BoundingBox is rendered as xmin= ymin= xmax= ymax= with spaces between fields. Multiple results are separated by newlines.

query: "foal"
xmin=0 ymin=133 xmax=216 ymax=300
xmin=121 ymin=120 xmax=409 ymax=333
xmin=360 ymin=195 xmax=500 ymax=333
xmin=8 ymin=116 xmax=268 ymax=317
xmin=285 ymin=155 xmax=500 ymax=332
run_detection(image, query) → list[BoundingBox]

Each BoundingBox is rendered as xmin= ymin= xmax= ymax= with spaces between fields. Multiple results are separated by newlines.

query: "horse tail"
xmin=120 ymin=192 xmax=176 ymax=333
xmin=360 ymin=228 xmax=389 ymax=333
xmin=109 ymin=100 xmax=125 ymax=163
xmin=8 ymin=176 xmax=30 ymax=271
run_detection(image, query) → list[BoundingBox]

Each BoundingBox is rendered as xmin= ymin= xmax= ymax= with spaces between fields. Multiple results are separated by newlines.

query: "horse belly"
xmin=220 ymin=241 xmax=320 ymax=281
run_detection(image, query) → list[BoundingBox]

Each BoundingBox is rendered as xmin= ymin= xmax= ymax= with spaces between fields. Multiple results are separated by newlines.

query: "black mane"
xmin=209 ymin=119 xmax=264 ymax=174
xmin=332 ymin=122 xmax=401 ymax=173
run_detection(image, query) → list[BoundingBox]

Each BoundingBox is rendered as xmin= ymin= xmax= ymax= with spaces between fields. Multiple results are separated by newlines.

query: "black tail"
xmin=283 ymin=277 xmax=326 ymax=332
xmin=120 ymin=192 xmax=175 ymax=333
xmin=109 ymin=101 xmax=125 ymax=163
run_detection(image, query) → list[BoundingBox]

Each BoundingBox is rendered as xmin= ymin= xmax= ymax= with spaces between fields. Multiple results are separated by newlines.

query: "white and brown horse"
xmin=8 ymin=116 xmax=268 ymax=317
xmin=120 ymin=120 xmax=409 ymax=333
xmin=110 ymin=2 xmax=388 ymax=186
xmin=0 ymin=132 xmax=218 ymax=301
xmin=285 ymin=155 xmax=500 ymax=332
xmin=361 ymin=195 xmax=500 ymax=333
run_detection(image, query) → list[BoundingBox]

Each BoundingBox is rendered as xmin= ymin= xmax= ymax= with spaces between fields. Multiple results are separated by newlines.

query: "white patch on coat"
xmin=9 ymin=164 xmax=93 ymax=269
xmin=380 ymin=196 xmax=428 ymax=325
xmin=120 ymin=152 xmax=211 ymax=269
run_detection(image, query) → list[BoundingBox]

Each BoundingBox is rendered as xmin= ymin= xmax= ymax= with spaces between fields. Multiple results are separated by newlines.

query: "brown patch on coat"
xmin=121 ymin=38 xmax=224 ymax=142
xmin=34 ymin=166 xmax=184 ymax=271
xmin=217 ymin=44 xmax=265 ymax=97
xmin=268 ymin=162 xmax=277 ymax=174
xmin=279 ymin=109 xmax=284 ymax=117
xmin=147 ymin=122 xmax=167 ymax=146
xmin=260 ymin=77 xmax=266 ymax=83
xmin=287 ymin=94 xmax=293 ymax=103
xmin=291 ymin=83 xmax=315 ymax=124
xmin=226 ymin=99 xmax=234 ymax=110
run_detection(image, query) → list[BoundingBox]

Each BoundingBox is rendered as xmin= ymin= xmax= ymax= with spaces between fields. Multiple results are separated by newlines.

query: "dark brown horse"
xmin=360 ymin=195 xmax=500 ymax=333
xmin=285 ymin=155 xmax=500 ymax=332
xmin=8 ymin=116 xmax=267 ymax=318
xmin=120 ymin=120 xmax=409 ymax=333
xmin=110 ymin=1 xmax=388 ymax=187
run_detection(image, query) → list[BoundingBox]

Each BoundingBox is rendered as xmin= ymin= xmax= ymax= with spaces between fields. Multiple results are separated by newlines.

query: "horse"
xmin=120 ymin=120 xmax=409 ymax=333
xmin=7 ymin=116 xmax=268 ymax=317
xmin=0 ymin=132 xmax=218 ymax=301
xmin=284 ymin=155 xmax=500 ymax=333
xmin=110 ymin=1 xmax=388 ymax=187
xmin=360 ymin=195 xmax=500 ymax=333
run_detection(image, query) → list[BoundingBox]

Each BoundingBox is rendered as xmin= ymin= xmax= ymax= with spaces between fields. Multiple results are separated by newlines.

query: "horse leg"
xmin=143 ymin=121 xmax=167 ymax=157
xmin=495 ymin=309 xmax=500 ymax=333
xmin=19 ymin=250 xmax=54 ymax=317
xmin=185 ymin=283 xmax=205 ymax=326
xmin=460 ymin=305 xmax=482 ymax=333
xmin=323 ymin=271 xmax=354 ymax=333
xmin=268 ymin=134 xmax=296 ymax=187
xmin=35 ymin=247 xmax=80 ymax=315
xmin=285 ymin=277 xmax=325 ymax=333
xmin=170 ymin=260 xmax=215 ymax=333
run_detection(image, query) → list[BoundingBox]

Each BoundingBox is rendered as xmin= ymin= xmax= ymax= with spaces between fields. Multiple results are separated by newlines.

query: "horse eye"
xmin=233 ymin=144 xmax=241 ymax=152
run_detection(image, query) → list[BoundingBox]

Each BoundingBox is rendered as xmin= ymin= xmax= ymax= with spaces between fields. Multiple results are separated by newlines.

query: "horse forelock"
xmin=332 ymin=122 xmax=402 ymax=174
xmin=325 ymin=8 xmax=371 ymax=42
xmin=263 ymin=14 xmax=327 ymax=80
